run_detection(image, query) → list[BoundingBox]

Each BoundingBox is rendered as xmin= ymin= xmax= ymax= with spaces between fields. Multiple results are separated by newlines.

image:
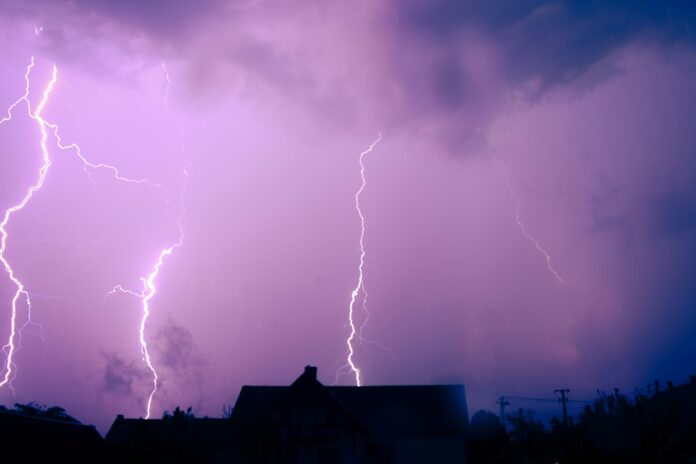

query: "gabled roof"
xmin=231 ymin=366 xmax=468 ymax=437
xmin=231 ymin=366 xmax=354 ymax=426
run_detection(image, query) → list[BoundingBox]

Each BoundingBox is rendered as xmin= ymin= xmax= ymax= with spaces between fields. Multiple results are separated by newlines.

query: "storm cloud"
xmin=0 ymin=1 xmax=695 ymax=432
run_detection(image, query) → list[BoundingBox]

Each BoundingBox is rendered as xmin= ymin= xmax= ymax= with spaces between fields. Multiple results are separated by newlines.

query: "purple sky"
xmin=1 ymin=1 xmax=696 ymax=432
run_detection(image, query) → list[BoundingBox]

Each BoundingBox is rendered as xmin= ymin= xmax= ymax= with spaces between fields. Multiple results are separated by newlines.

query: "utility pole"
xmin=554 ymin=389 xmax=570 ymax=427
xmin=497 ymin=396 xmax=510 ymax=422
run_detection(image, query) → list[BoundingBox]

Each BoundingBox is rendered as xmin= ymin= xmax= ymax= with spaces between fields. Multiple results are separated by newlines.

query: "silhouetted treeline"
xmin=469 ymin=381 xmax=696 ymax=464
xmin=0 ymin=401 xmax=81 ymax=423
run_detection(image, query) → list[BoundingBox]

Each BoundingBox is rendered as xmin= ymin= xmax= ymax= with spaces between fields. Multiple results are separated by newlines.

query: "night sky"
xmin=1 ymin=0 xmax=696 ymax=432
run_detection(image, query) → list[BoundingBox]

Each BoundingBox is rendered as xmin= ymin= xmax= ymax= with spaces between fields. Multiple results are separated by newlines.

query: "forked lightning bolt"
xmin=1 ymin=58 xmax=183 ymax=421
xmin=0 ymin=58 xmax=56 ymax=388
xmin=495 ymin=156 xmax=563 ymax=283
xmin=342 ymin=132 xmax=382 ymax=387
xmin=107 ymin=173 xmax=187 ymax=419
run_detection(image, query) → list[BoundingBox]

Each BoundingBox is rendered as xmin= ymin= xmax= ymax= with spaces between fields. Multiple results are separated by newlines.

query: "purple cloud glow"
xmin=1 ymin=1 xmax=696 ymax=432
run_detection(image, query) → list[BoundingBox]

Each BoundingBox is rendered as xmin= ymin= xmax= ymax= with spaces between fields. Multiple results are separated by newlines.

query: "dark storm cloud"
xmin=100 ymin=352 xmax=147 ymax=396
xmin=8 ymin=0 xmax=694 ymax=140
xmin=6 ymin=1 xmax=696 ymax=98
xmin=68 ymin=0 xmax=222 ymax=33
xmin=1 ymin=0 xmax=224 ymax=36
xmin=397 ymin=0 xmax=696 ymax=90
xmin=150 ymin=318 xmax=208 ymax=413
xmin=153 ymin=317 xmax=206 ymax=375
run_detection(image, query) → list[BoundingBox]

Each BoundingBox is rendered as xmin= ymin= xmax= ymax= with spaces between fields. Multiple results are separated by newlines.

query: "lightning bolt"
xmin=0 ymin=58 xmax=56 ymax=389
xmin=160 ymin=62 xmax=173 ymax=112
xmin=494 ymin=156 xmax=564 ymax=284
xmin=106 ymin=171 xmax=188 ymax=419
xmin=45 ymin=56 xmax=181 ymax=417
xmin=1 ymin=58 xmax=185 ymax=419
xmin=341 ymin=132 xmax=382 ymax=387
xmin=101 ymin=62 xmax=186 ymax=419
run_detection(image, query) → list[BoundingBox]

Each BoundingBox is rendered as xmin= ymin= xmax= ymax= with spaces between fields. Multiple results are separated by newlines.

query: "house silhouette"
xmin=103 ymin=365 xmax=469 ymax=462
xmin=106 ymin=413 xmax=234 ymax=462
xmin=229 ymin=365 xmax=469 ymax=463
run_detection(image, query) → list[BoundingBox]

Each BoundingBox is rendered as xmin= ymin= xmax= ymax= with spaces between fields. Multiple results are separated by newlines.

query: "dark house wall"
xmin=231 ymin=366 xmax=468 ymax=464
xmin=232 ymin=366 xmax=368 ymax=463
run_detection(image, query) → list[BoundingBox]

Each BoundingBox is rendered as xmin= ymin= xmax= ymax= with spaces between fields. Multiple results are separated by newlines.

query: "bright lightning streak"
xmin=343 ymin=132 xmax=382 ymax=387
xmin=107 ymin=171 xmax=188 ymax=419
xmin=0 ymin=58 xmax=57 ymax=388
xmin=161 ymin=62 xmax=173 ymax=112
xmin=42 ymin=59 xmax=178 ymax=414
xmin=42 ymin=58 xmax=179 ymax=417
xmin=1 ymin=57 xmax=182 ymax=413
xmin=494 ymin=156 xmax=564 ymax=284
xmin=45 ymin=113 xmax=167 ymax=194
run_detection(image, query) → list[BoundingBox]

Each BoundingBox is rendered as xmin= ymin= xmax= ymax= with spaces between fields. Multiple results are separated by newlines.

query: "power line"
xmin=504 ymin=395 xmax=593 ymax=404
xmin=497 ymin=396 xmax=511 ymax=422
xmin=554 ymin=389 xmax=570 ymax=427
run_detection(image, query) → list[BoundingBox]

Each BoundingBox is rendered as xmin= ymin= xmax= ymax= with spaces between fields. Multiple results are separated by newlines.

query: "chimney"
xmin=667 ymin=381 xmax=674 ymax=389
xmin=304 ymin=365 xmax=317 ymax=381
xmin=117 ymin=414 xmax=124 ymax=421
xmin=690 ymin=375 xmax=696 ymax=385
